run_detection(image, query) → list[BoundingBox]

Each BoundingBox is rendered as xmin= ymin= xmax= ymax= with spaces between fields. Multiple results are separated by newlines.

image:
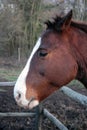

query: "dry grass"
xmin=0 ymin=57 xmax=26 ymax=81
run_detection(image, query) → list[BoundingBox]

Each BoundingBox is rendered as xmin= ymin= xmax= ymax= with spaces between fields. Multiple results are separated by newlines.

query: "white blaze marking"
xmin=14 ymin=37 xmax=41 ymax=108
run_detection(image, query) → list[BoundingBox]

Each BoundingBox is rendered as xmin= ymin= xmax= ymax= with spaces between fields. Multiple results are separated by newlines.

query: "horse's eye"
xmin=38 ymin=50 xmax=48 ymax=57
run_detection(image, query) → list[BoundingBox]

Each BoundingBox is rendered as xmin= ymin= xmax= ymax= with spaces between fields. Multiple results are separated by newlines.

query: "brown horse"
xmin=14 ymin=10 xmax=87 ymax=109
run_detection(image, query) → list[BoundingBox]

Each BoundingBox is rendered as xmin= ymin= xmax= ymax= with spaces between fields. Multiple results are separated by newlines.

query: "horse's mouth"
xmin=28 ymin=98 xmax=39 ymax=109
xmin=15 ymin=94 xmax=39 ymax=109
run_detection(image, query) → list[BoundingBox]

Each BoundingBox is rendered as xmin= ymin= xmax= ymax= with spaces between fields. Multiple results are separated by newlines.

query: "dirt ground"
xmin=0 ymin=84 xmax=87 ymax=130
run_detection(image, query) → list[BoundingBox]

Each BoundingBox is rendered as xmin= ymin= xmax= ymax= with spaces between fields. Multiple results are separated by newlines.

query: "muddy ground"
xmin=0 ymin=84 xmax=87 ymax=130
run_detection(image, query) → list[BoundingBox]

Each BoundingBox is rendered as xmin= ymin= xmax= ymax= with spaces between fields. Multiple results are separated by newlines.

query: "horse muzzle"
xmin=14 ymin=90 xmax=39 ymax=109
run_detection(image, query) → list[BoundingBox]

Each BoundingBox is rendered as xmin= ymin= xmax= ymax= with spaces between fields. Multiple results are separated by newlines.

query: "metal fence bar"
xmin=35 ymin=105 xmax=43 ymax=130
xmin=0 ymin=108 xmax=69 ymax=130
xmin=0 ymin=112 xmax=35 ymax=117
xmin=38 ymin=105 xmax=43 ymax=130
xmin=34 ymin=106 xmax=40 ymax=130
xmin=0 ymin=81 xmax=16 ymax=87
xmin=61 ymin=86 xmax=87 ymax=106
xmin=0 ymin=89 xmax=6 ymax=92
xmin=43 ymin=109 xmax=68 ymax=130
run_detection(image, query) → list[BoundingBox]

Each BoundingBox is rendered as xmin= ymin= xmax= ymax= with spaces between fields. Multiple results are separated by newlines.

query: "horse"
xmin=14 ymin=10 xmax=87 ymax=109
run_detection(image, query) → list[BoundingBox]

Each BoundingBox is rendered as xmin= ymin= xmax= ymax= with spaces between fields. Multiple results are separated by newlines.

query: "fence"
xmin=0 ymin=82 xmax=87 ymax=130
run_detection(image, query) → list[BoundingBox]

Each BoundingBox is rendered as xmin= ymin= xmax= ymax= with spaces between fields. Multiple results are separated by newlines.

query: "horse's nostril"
xmin=18 ymin=93 xmax=21 ymax=98
xmin=16 ymin=92 xmax=21 ymax=100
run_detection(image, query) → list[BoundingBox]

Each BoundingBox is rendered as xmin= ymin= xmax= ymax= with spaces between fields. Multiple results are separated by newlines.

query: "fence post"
xmin=38 ymin=104 xmax=43 ymax=130
xmin=35 ymin=104 xmax=43 ymax=130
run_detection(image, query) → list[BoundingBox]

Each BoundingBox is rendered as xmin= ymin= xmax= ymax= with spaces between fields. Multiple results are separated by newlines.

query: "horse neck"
xmin=69 ymin=27 xmax=87 ymax=87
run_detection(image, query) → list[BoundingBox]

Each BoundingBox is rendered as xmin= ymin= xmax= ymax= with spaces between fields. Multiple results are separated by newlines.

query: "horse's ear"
xmin=61 ymin=10 xmax=72 ymax=30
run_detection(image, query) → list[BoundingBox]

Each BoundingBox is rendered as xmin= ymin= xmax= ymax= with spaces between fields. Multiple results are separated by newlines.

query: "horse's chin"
xmin=16 ymin=98 xmax=39 ymax=110
xmin=20 ymin=100 xmax=39 ymax=110
xmin=28 ymin=100 xmax=39 ymax=109
xmin=15 ymin=95 xmax=39 ymax=109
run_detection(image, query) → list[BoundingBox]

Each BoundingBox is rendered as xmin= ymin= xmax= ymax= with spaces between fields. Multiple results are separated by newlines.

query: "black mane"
xmin=71 ymin=21 xmax=87 ymax=33
xmin=45 ymin=16 xmax=87 ymax=33
xmin=45 ymin=16 xmax=63 ymax=32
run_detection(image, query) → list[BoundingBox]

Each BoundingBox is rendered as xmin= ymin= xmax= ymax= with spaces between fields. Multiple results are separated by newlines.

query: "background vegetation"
xmin=0 ymin=0 xmax=87 ymax=81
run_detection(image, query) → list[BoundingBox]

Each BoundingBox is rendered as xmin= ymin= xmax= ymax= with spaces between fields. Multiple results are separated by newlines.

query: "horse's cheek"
xmin=44 ymin=54 xmax=78 ymax=86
